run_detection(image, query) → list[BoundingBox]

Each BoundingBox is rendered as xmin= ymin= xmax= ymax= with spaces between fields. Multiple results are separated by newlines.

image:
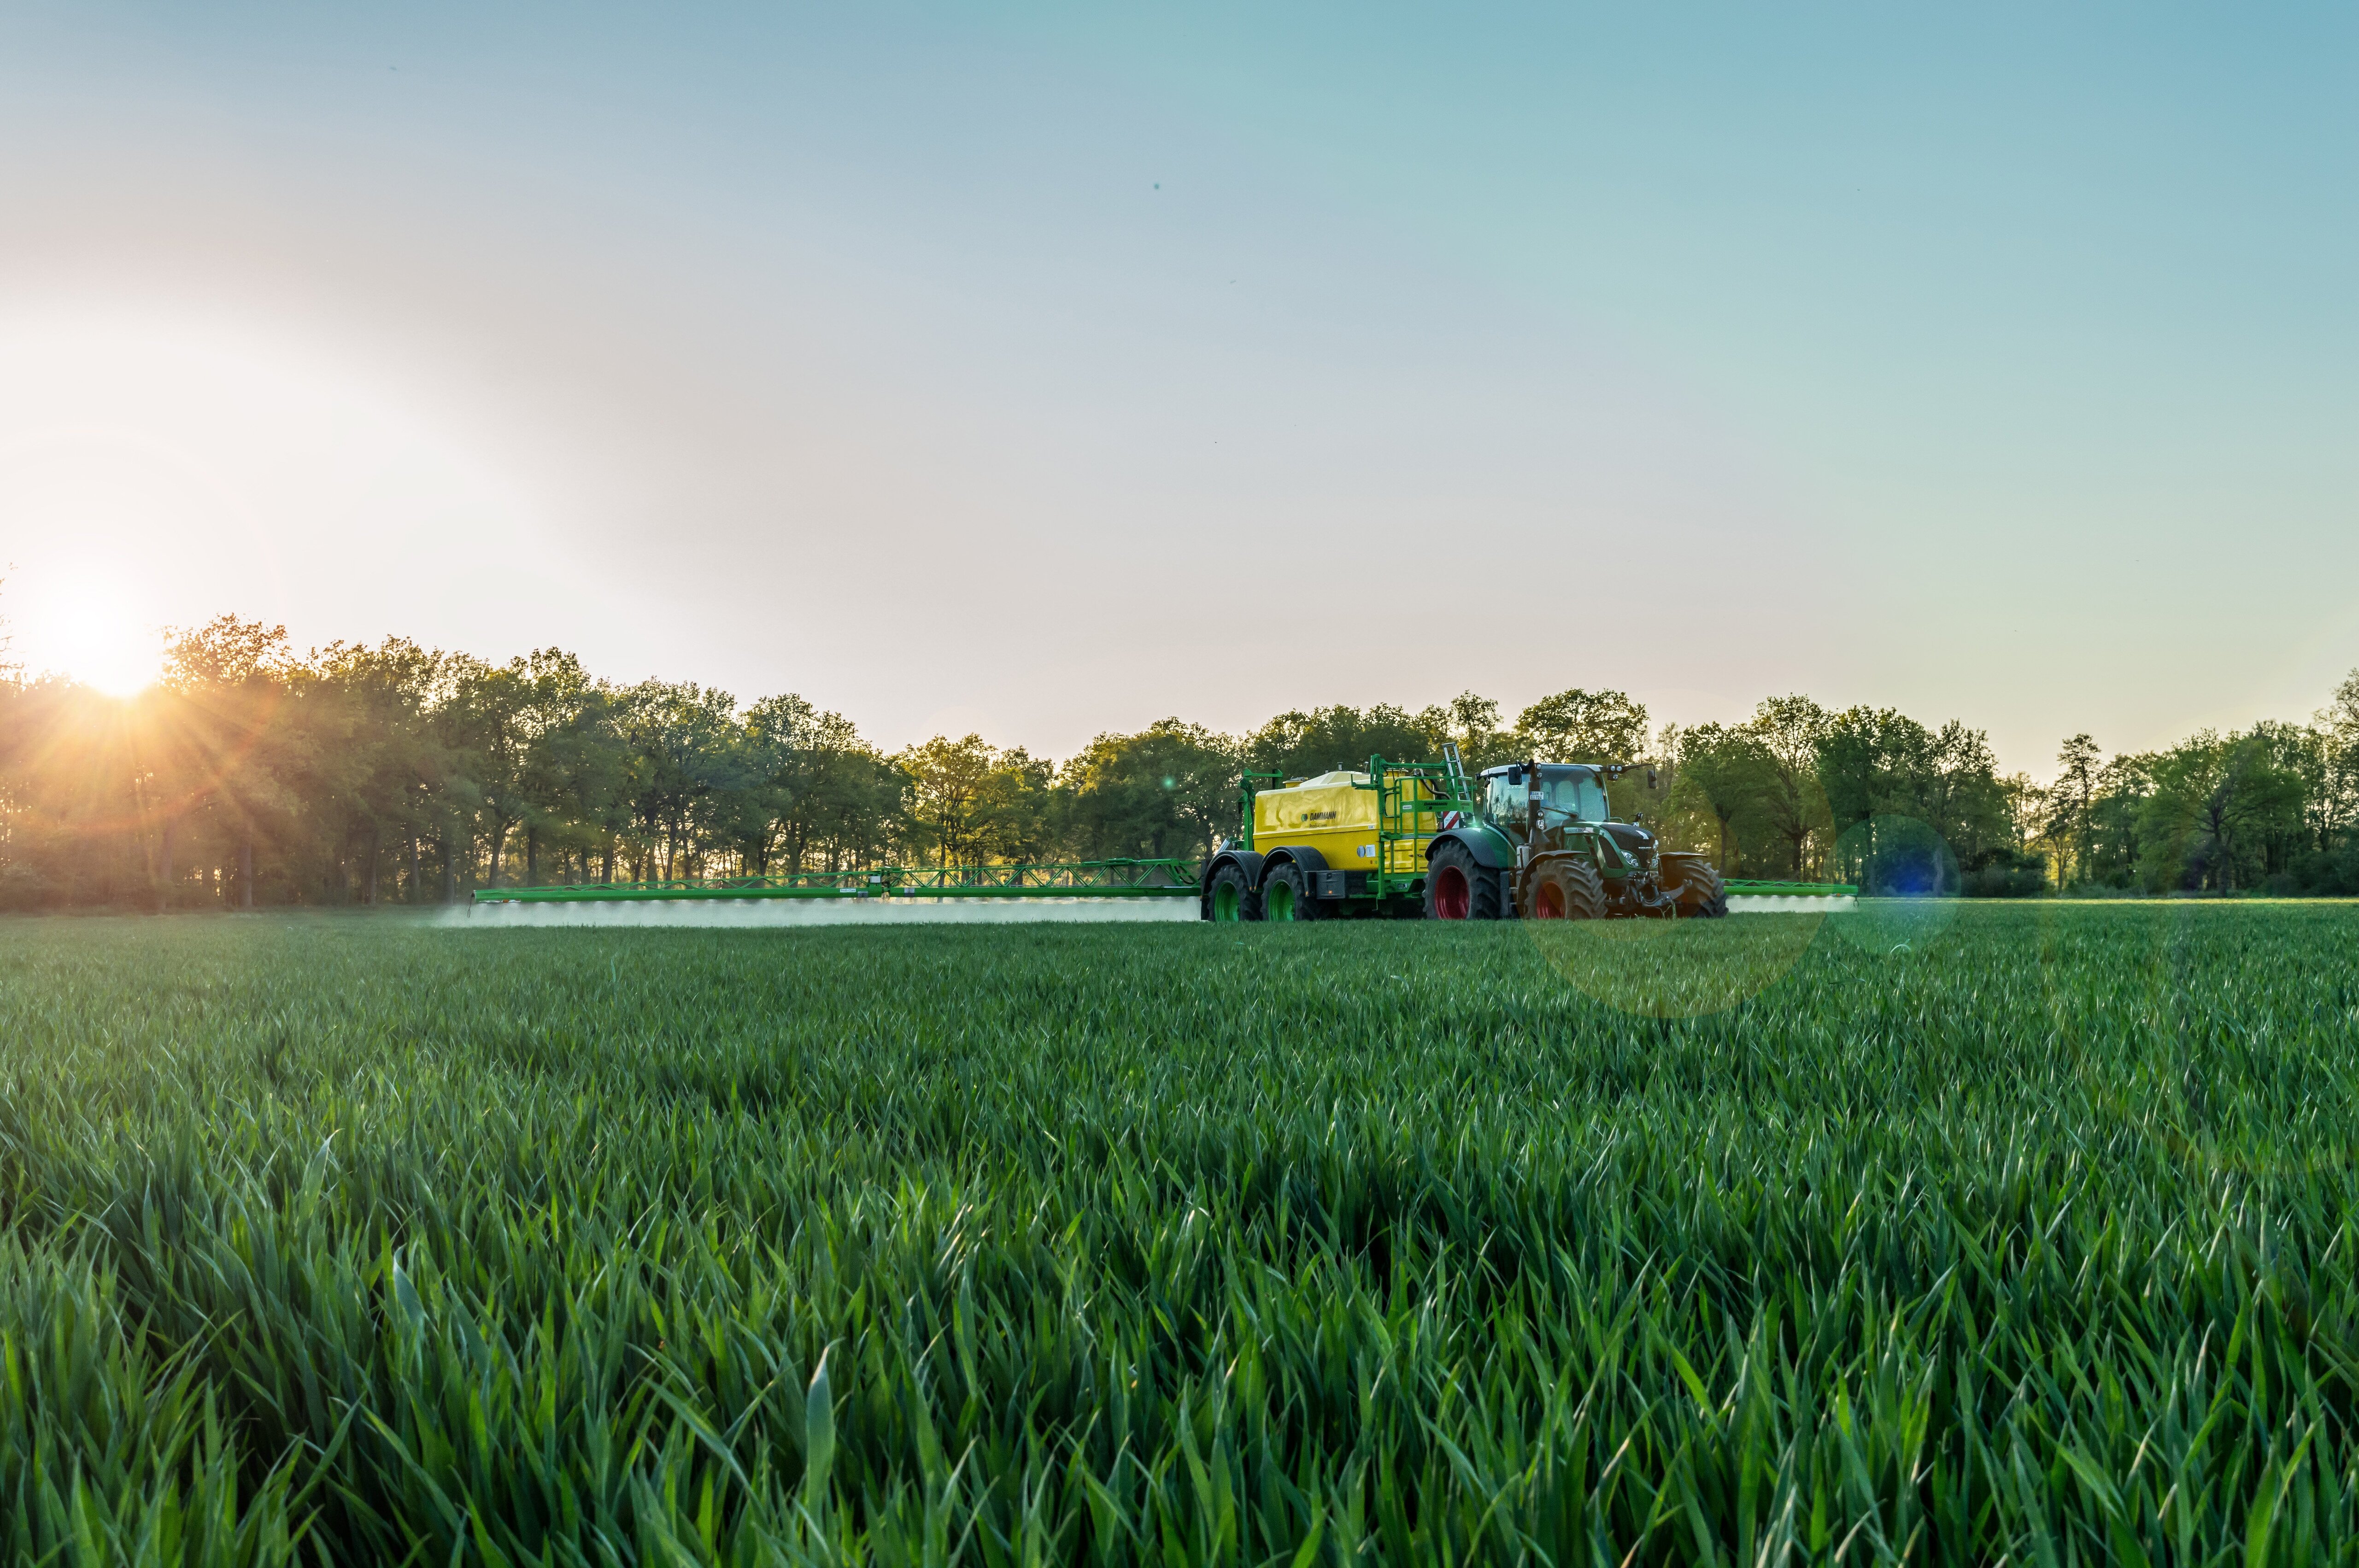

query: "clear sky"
xmin=2 ymin=2 xmax=2351 ymax=774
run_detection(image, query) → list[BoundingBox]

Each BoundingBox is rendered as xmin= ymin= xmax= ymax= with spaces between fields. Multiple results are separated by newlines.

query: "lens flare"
xmin=1825 ymin=815 xmax=1962 ymax=953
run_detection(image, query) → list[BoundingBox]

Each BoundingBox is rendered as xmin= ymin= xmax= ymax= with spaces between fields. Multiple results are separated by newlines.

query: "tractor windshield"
xmin=1537 ymin=768 xmax=1610 ymax=823
xmin=1484 ymin=767 xmax=1609 ymax=830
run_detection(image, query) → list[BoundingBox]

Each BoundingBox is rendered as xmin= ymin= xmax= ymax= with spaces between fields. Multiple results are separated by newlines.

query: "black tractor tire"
xmin=1204 ymin=862 xmax=1260 ymax=922
xmin=1663 ymin=856 xmax=1729 ymax=919
xmin=1524 ymin=856 xmax=1608 ymax=920
xmin=1261 ymin=860 xmax=1323 ymax=922
xmin=1424 ymin=839 xmax=1504 ymax=921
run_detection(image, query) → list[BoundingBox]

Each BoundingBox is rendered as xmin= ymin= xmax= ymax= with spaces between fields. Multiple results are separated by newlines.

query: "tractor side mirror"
xmin=1646 ymin=766 xmax=1659 ymax=790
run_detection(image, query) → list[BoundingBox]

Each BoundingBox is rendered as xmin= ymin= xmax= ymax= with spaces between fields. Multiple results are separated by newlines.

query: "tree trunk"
xmin=526 ymin=825 xmax=539 ymax=887
xmin=443 ymin=841 xmax=456 ymax=904
xmin=239 ymin=834 xmax=255 ymax=909
xmin=487 ymin=819 xmax=505 ymax=887
xmin=158 ymin=818 xmax=174 ymax=914
xmin=408 ymin=835 xmax=419 ymax=903
xmin=366 ymin=825 xmax=381 ymax=905
xmin=602 ymin=841 xmax=615 ymax=884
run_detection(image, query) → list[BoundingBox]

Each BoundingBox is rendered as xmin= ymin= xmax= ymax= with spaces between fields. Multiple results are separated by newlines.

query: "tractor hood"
xmin=1603 ymin=823 xmax=1656 ymax=863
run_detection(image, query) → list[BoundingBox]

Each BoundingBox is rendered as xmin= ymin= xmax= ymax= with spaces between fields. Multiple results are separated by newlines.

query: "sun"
xmin=29 ymin=579 xmax=163 ymax=698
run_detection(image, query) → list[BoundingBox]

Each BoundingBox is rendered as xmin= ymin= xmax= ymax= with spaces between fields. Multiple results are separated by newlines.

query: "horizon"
xmin=12 ymin=605 xmax=2356 ymax=794
xmin=4 ymin=4 xmax=2353 ymax=777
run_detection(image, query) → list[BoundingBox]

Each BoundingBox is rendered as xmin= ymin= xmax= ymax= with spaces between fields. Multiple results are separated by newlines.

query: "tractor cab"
xmin=1479 ymin=764 xmax=1610 ymax=844
xmin=1479 ymin=764 xmax=1664 ymax=870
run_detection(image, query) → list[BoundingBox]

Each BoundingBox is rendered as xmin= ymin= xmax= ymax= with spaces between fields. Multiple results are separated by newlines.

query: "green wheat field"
xmin=3 ymin=903 xmax=2356 ymax=1565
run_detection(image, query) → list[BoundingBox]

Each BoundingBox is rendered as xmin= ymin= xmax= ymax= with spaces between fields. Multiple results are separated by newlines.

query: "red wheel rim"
xmin=1532 ymin=880 xmax=1565 ymax=919
xmin=1432 ymin=864 xmax=1470 ymax=919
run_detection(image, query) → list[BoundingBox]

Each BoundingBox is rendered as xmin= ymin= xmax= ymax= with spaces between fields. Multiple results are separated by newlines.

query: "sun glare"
xmin=36 ymin=583 xmax=160 ymax=698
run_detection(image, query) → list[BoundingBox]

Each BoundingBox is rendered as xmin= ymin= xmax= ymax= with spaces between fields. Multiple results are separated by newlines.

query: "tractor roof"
xmin=1479 ymin=762 xmax=1602 ymax=778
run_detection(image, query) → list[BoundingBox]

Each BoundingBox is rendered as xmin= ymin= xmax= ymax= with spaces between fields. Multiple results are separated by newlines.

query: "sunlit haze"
xmin=17 ymin=570 xmax=160 ymax=697
xmin=2 ymin=4 xmax=2352 ymax=770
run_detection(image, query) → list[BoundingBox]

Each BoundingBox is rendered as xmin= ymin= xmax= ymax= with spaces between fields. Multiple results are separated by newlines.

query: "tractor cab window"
xmin=1484 ymin=767 xmax=1607 ymax=832
xmin=1538 ymin=768 xmax=1610 ymax=824
xmin=1483 ymin=771 xmax=1523 ymax=826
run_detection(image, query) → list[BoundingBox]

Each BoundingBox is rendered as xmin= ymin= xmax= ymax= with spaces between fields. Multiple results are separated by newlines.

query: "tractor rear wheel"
xmin=1204 ymin=862 xmax=1260 ymax=922
xmin=1423 ymin=840 xmax=1503 ymax=920
xmin=1525 ymin=857 xmax=1607 ymax=919
xmin=1262 ymin=861 xmax=1322 ymax=922
xmin=1662 ymin=856 xmax=1728 ymax=919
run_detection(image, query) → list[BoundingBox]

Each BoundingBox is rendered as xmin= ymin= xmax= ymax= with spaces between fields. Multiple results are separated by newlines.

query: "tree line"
xmin=1 ymin=613 xmax=2353 ymax=907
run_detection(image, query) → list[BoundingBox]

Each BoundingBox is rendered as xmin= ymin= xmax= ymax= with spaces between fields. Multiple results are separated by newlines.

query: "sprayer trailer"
xmin=1198 ymin=743 xmax=1850 ymax=922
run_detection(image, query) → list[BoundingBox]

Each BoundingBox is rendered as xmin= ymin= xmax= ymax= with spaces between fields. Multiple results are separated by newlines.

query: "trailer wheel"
xmin=1262 ymin=861 xmax=1322 ymax=922
xmin=1526 ymin=858 xmax=1607 ymax=920
xmin=1205 ymin=862 xmax=1259 ymax=922
xmin=1424 ymin=840 xmax=1503 ymax=920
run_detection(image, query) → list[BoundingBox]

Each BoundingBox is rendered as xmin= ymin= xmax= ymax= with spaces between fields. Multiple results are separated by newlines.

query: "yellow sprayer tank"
xmin=1251 ymin=771 xmax=1433 ymax=876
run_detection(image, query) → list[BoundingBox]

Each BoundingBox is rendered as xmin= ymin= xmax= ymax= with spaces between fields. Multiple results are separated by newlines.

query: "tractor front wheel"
xmin=1661 ymin=856 xmax=1729 ymax=919
xmin=1525 ymin=857 xmax=1607 ymax=920
xmin=1204 ymin=862 xmax=1260 ymax=922
xmin=1424 ymin=840 xmax=1504 ymax=920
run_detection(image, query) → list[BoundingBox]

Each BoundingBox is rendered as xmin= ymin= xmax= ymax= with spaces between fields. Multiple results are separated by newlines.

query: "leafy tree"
xmin=508 ymin=651 xmax=624 ymax=886
xmin=1741 ymin=695 xmax=1831 ymax=880
xmin=1919 ymin=720 xmax=2013 ymax=867
xmin=1514 ymin=688 xmax=1649 ymax=764
xmin=616 ymin=682 xmax=747 ymax=880
xmin=311 ymin=639 xmax=454 ymax=902
xmin=2316 ymin=669 xmax=2359 ymax=846
xmin=1816 ymin=704 xmax=2014 ymax=892
xmin=1661 ymin=722 xmax=1769 ymax=874
xmin=159 ymin=617 xmax=305 ymax=907
xmin=440 ymin=656 xmax=530 ymax=887
xmin=1058 ymin=720 xmax=1238 ymax=860
xmin=896 ymin=734 xmax=993 ymax=867
xmin=1997 ymin=772 xmax=2042 ymax=849
xmin=742 ymin=695 xmax=897 ymax=874
xmin=2083 ymin=753 xmax=2154 ymax=888
xmin=1244 ymin=704 xmax=1444 ymax=779
xmin=974 ymin=748 xmax=1055 ymax=863
xmin=2046 ymin=734 xmax=2101 ymax=887
xmin=2138 ymin=729 xmax=2305 ymax=892
xmin=0 ymin=678 xmax=135 ymax=907
xmin=1437 ymin=692 xmax=1520 ymax=772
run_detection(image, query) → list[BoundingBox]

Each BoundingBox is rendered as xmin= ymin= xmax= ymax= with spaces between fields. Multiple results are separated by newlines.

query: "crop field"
xmin=2 ymin=905 xmax=2357 ymax=1565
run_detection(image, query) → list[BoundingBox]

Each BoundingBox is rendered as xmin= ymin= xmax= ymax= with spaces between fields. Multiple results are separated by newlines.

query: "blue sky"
xmin=1 ymin=3 xmax=2351 ymax=770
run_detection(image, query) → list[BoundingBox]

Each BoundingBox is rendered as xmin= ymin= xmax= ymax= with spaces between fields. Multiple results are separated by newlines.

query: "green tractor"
xmin=1429 ymin=755 xmax=1728 ymax=921
xmin=1200 ymin=743 xmax=1729 ymax=921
